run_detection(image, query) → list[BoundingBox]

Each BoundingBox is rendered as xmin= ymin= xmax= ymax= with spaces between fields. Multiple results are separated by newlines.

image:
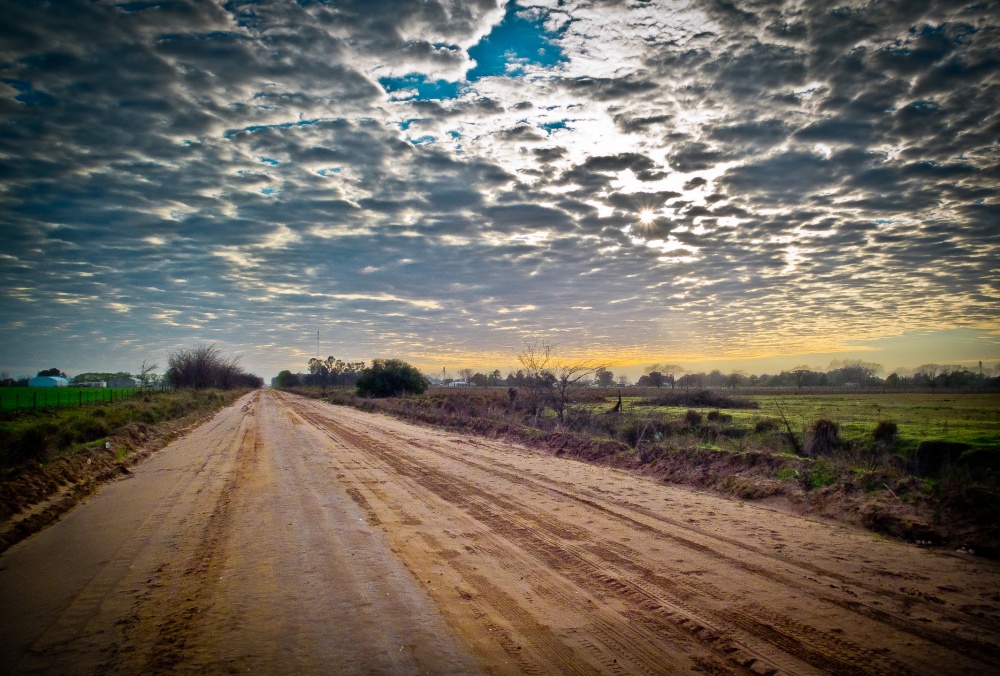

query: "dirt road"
xmin=1 ymin=390 xmax=998 ymax=674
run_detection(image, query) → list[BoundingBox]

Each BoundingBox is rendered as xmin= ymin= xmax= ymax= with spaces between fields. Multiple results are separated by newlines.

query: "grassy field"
xmin=0 ymin=387 xmax=140 ymax=412
xmin=0 ymin=388 xmax=242 ymax=472
xmin=626 ymin=392 xmax=1000 ymax=451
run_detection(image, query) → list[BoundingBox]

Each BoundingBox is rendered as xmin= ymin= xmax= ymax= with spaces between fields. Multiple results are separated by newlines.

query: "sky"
xmin=2 ymin=0 xmax=999 ymax=382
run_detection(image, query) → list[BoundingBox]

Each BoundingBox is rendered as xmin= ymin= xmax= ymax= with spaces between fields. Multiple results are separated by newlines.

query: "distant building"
xmin=78 ymin=381 xmax=106 ymax=388
xmin=29 ymin=376 xmax=69 ymax=387
xmin=107 ymin=376 xmax=138 ymax=388
xmin=448 ymin=380 xmax=471 ymax=387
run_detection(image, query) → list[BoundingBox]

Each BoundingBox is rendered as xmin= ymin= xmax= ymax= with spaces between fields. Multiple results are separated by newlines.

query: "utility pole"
xmin=317 ymin=330 xmax=320 ymax=359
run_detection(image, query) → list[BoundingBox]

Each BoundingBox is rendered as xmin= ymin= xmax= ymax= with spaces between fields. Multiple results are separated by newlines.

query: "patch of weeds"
xmin=754 ymin=417 xmax=780 ymax=434
xmin=775 ymin=467 xmax=799 ymax=481
xmin=801 ymin=460 xmax=837 ymax=490
xmin=685 ymin=409 xmax=703 ymax=427
xmin=706 ymin=410 xmax=733 ymax=423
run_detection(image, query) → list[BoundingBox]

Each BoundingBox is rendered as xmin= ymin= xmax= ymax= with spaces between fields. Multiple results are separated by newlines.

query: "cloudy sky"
xmin=2 ymin=0 xmax=999 ymax=381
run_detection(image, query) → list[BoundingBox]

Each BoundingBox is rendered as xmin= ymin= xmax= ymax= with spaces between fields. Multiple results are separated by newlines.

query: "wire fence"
xmin=0 ymin=386 xmax=173 ymax=412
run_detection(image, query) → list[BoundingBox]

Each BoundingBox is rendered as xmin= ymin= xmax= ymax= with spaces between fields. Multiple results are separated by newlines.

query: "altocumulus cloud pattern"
xmin=1 ymin=0 xmax=998 ymax=375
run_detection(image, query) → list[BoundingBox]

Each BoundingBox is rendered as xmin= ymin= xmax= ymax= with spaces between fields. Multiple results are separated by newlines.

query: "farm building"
xmin=29 ymin=375 xmax=69 ymax=387
xmin=107 ymin=376 xmax=138 ymax=388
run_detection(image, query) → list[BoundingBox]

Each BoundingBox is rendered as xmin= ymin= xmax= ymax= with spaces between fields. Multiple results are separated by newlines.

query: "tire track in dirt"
xmin=290 ymin=400 xmax=735 ymax=673
xmin=292 ymin=406 xmax=824 ymax=673
xmin=285 ymin=394 xmax=1000 ymax=675
xmin=291 ymin=400 xmax=784 ymax=674
xmin=338 ymin=413 xmax=1000 ymax=669
xmin=129 ymin=392 xmax=262 ymax=671
xmin=410 ymin=435 xmax=1000 ymax=639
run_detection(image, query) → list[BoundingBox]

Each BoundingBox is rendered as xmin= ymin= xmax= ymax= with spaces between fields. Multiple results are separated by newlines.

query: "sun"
xmin=638 ymin=209 xmax=656 ymax=225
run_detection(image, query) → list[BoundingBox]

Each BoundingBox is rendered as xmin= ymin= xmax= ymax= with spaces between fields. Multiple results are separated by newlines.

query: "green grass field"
xmin=626 ymin=392 xmax=1000 ymax=450
xmin=0 ymin=387 xmax=139 ymax=412
xmin=751 ymin=393 xmax=1000 ymax=449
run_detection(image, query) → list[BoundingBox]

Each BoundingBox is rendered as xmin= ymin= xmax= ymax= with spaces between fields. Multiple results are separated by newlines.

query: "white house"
xmin=29 ymin=376 xmax=69 ymax=387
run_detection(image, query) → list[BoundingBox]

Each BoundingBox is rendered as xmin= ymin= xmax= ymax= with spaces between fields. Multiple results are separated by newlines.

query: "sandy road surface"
xmin=2 ymin=390 xmax=999 ymax=674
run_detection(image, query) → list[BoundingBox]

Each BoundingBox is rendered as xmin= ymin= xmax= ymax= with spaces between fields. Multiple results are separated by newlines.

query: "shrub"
xmin=166 ymin=343 xmax=264 ymax=390
xmin=641 ymin=390 xmax=760 ymax=409
xmin=356 ymin=359 xmax=428 ymax=398
xmin=619 ymin=418 xmax=671 ymax=448
xmin=911 ymin=441 xmax=970 ymax=478
xmin=73 ymin=417 xmax=109 ymax=443
xmin=754 ymin=418 xmax=780 ymax=434
xmin=8 ymin=427 xmax=48 ymax=465
xmin=684 ymin=409 xmax=703 ymax=427
xmin=873 ymin=420 xmax=898 ymax=445
xmin=806 ymin=419 xmax=840 ymax=457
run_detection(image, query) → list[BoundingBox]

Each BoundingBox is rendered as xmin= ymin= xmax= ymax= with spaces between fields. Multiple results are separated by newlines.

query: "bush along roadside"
xmin=285 ymin=386 xmax=999 ymax=558
xmin=0 ymin=389 xmax=248 ymax=552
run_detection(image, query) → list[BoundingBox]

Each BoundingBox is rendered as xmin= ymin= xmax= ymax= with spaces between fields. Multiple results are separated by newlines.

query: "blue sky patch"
xmin=379 ymin=74 xmax=460 ymax=101
xmin=409 ymin=135 xmax=436 ymax=146
xmin=539 ymin=120 xmax=569 ymax=134
xmin=466 ymin=4 xmax=567 ymax=81
xmin=398 ymin=118 xmax=427 ymax=131
xmin=223 ymin=118 xmax=319 ymax=139
xmin=259 ymin=156 xmax=280 ymax=166
xmin=2 ymin=78 xmax=56 ymax=106
xmin=316 ymin=167 xmax=341 ymax=176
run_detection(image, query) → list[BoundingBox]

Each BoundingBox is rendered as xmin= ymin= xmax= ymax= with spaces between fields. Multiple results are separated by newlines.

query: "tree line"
xmin=275 ymin=349 xmax=999 ymax=398
xmin=457 ymin=359 xmax=999 ymax=391
xmin=632 ymin=361 xmax=999 ymax=391
xmin=273 ymin=356 xmax=428 ymax=398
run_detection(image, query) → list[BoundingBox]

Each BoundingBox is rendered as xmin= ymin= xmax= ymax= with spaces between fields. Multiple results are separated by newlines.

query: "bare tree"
xmin=514 ymin=340 xmax=606 ymax=423
xmin=166 ymin=344 xmax=262 ymax=389
xmin=551 ymin=361 xmax=604 ymax=422
xmin=514 ymin=340 xmax=556 ymax=422
xmin=138 ymin=360 xmax=159 ymax=388
xmin=458 ymin=368 xmax=474 ymax=383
